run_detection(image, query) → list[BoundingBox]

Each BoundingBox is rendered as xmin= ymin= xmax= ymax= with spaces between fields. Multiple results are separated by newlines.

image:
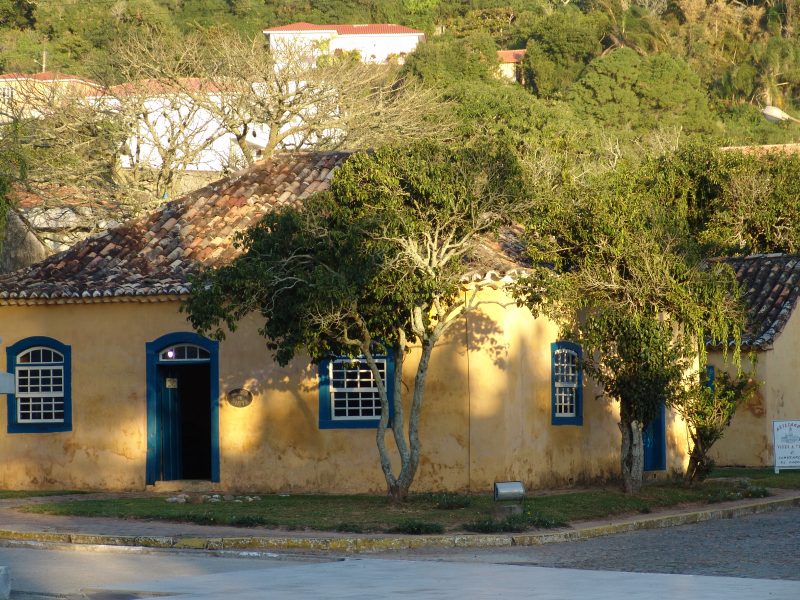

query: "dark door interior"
xmin=157 ymin=363 xmax=211 ymax=480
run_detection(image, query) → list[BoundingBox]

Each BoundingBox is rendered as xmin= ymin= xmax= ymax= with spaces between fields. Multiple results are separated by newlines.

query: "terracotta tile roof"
xmin=0 ymin=152 xmax=352 ymax=303
xmin=263 ymin=22 xmax=424 ymax=35
xmin=497 ymin=49 xmax=526 ymax=64
xmin=0 ymin=151 xmax=527 ymax=304
xmin=719 ymin=253 xmax=800 ymax=350
xmin=101 ymin=78 xmax=226 ymax=98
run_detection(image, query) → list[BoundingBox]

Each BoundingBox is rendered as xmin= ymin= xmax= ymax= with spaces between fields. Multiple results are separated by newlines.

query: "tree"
xmin=110 ymin=29 xmax=453 ymax=167
xmin=184 ymin=140 xmax=527 ymax=501
xmin=521 ymin=7 xmax=607 ymax=98
xmin=517 ymin=159 xmax=745 ymax=493
xmin=677 ymin=368 xmax=757 ymax=483
xmin=644 ymin=144 xmax=800 ymax=256
xmin=568 ymin=49 xmax=716 ymax=140
xmin=0 ymin=74 xmax=150 ymax=231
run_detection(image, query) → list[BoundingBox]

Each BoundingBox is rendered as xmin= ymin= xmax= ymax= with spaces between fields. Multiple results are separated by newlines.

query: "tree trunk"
xmin=619 ymin=419 xmax=644 ymax=493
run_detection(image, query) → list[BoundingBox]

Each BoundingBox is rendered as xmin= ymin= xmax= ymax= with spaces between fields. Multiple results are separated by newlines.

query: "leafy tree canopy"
xmin=517 ymin=156 xmax=745 ymax=492
xmin=568 ymin=48 xmax=716 ymax=139
xmin=184 ymin=140 xmax=527 ymax=500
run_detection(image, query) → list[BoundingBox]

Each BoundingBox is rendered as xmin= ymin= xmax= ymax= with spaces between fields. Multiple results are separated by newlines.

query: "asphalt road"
xmin=0 ymin=544 xmax=328 ymax=598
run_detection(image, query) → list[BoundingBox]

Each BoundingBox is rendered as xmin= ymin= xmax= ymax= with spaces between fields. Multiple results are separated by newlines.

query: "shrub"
xmin=389 ymin=520 xmax=445 ymax=535
xmin=228 ymin=515 xmax=278 ymax=527
xmin=335 ymin=522 xmax=364 ymax=533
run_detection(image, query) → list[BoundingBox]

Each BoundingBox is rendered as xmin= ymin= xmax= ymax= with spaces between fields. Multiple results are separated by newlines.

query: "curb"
xmin=0 ymin=495 xmax=798 ymax=554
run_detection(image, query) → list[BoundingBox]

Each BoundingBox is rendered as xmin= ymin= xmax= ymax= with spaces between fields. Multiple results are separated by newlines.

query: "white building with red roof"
xmin=263 ymin=22 xmax=425 ymax=64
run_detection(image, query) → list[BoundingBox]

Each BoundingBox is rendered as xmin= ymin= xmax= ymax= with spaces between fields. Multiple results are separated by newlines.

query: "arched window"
xmin=551 ymin=341 xmax=583 ymax=426
xmin=7 ymin=337 xmax=72 ymax=433
xmin=158 ymin=344 xmax=210 ymax=362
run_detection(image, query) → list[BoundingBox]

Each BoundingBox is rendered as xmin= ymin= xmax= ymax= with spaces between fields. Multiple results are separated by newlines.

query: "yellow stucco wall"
xmin=711 ymin=308 xmax=800 ymax=467
xmin=0 ymin=290 xmax=688 ymax=492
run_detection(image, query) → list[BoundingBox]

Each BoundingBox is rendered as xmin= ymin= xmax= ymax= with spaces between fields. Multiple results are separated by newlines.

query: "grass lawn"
xmin=710 ymin=467 xmax=800 ymax=489
xmin=20 ymin=479 xmax=768 ymax=534
xmin=0 ymin=490 xmax=86 ymax=499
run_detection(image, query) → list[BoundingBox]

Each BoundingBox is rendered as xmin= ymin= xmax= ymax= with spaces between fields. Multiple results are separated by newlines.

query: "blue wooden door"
xmin=158 ymin=366 xmax=183 ymax=480
xmin=643 ymin=403 xmax=666 ymax=471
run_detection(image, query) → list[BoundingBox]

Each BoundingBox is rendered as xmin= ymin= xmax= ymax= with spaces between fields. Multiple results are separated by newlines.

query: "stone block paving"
xmin=382 ymin=506 xmax=800 ymax=581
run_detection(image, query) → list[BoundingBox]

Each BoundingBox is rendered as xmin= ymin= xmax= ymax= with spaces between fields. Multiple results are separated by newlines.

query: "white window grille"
xmin=0 ymin=87 xmax=13 ymax=102
xmin=553 ymin=348 xmax=579 ymax=417
xmin=159 ymin=344 xmax=210 ymax=362
xmin=329 ymin=358 xmax=386 ymax=420
xmin=16 ymin=347 xmax=65 ymax=423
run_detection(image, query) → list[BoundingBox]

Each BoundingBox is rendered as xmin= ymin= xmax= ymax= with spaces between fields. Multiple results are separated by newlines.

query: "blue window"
xmin=551 ymin=341 xmax=583 ymax=426
xmin=6 ymin=337 xmax=72 ymax=433
xmin=319 ymin=354 xmax=395 ymax=429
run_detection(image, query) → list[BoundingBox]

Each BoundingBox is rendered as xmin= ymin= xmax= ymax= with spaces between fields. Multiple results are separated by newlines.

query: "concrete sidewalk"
xmin=1 ymin=489 xmax=799 ymax=554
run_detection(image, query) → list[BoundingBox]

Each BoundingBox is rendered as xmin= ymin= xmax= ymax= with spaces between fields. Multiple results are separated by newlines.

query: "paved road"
xmin=379 ymin=506 xmax=800 ymax=581
xmin=1 ymin=507 xmax=799 ymax=598
xmin=0 ymin=543 xmax=327 ymax=598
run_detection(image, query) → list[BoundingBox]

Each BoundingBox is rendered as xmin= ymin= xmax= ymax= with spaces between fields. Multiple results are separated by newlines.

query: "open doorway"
xmin=146 ymin=334 xmax=220 ymax=484
xmin=157 ymin=362 xmax=211 ymax=480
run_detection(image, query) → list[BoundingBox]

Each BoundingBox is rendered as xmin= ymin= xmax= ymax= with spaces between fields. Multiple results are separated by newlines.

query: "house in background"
xmin=263 ymin=22 xmax=425 ymax=65
xmin=87 ymin=78 xmax=268 ymax=197
xmin=709 ymin=253 xmax=800 ymax=467
xmin=0 ymin=151 xmax=689 ymax=493
xmin=496 ymin=49 xmax=526 ymax=84
xmin=0 ymin=71 xmax=101 ymax=123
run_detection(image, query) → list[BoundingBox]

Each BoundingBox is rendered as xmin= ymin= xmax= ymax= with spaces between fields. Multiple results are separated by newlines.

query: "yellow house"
xmin=0 ymin=152 xmax=689 ymax=492
xmin=709 ymin=253 xmax=800 ymax=467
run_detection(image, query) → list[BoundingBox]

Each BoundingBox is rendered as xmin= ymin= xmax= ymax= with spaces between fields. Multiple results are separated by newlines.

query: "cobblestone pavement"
xmin=379 ymin=506 xmax=800 ymax=581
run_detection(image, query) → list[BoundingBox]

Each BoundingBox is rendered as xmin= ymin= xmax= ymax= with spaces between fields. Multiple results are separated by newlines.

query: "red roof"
xmin=263 ymin=22 xmax=424 ymax=35
xmin=100 ymin=78 xmax=226 ymax=98
xmin=496 ymin=50 xmax=526 ymax=64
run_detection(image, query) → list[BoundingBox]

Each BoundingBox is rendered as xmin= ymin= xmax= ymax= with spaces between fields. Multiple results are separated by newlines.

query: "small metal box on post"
xmin=493 ymin=481 xmax=525 ymax=518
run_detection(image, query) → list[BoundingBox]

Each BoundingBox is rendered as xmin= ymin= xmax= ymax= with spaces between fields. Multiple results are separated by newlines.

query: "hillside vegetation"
xmin=1 ymin=1 xmax=799 ymax=147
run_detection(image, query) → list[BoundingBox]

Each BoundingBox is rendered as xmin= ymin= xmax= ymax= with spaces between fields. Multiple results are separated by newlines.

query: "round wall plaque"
xmin=227 ymin=388 xmax=253 ymax=408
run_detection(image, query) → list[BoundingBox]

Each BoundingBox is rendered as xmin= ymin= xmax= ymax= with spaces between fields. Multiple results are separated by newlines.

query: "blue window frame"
xmin=551 ymin=341 xmax=583 ymax=426
xmin=319 ymin=354 xmax=395 ymax=429
xmin=6 ymin=336 xmax=72 ymax=433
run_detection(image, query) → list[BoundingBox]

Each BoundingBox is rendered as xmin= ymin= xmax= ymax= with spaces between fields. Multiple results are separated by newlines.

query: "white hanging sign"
xmin=773 ymin=420 xmax=800 ymax=473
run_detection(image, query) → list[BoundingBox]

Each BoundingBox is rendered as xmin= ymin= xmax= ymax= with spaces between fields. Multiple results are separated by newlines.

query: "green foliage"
xmin=569 ymin=49 xmax=716 ymax=139
xmin=401 ymin=33 xmax=498 ymax=86
xmin=389 ymin=519 xmax=445 ymax=535
xmin=184 ymin=140 xmax=526 ymax=500
xmin=0 ymin=0 xmax=34 ymax=29
xmin=583 ymin=313 xmax=692 ymax=428
xmin=645 ymin=144 xmax=800 ymax=255
xmin=705 ymin=482 xmax=769 ymax=503
xmin=522 ymin=7 xmax=606 ymax=98
xmin=518 ymin=156 xmax=746 ymax=492
xmin=463 ymin=509 xmax=566 ymax=532
xmin=184 ymin=140 xmax=525 ymax=365
xmin=678 ymin=369 xmax=758 ymax=483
